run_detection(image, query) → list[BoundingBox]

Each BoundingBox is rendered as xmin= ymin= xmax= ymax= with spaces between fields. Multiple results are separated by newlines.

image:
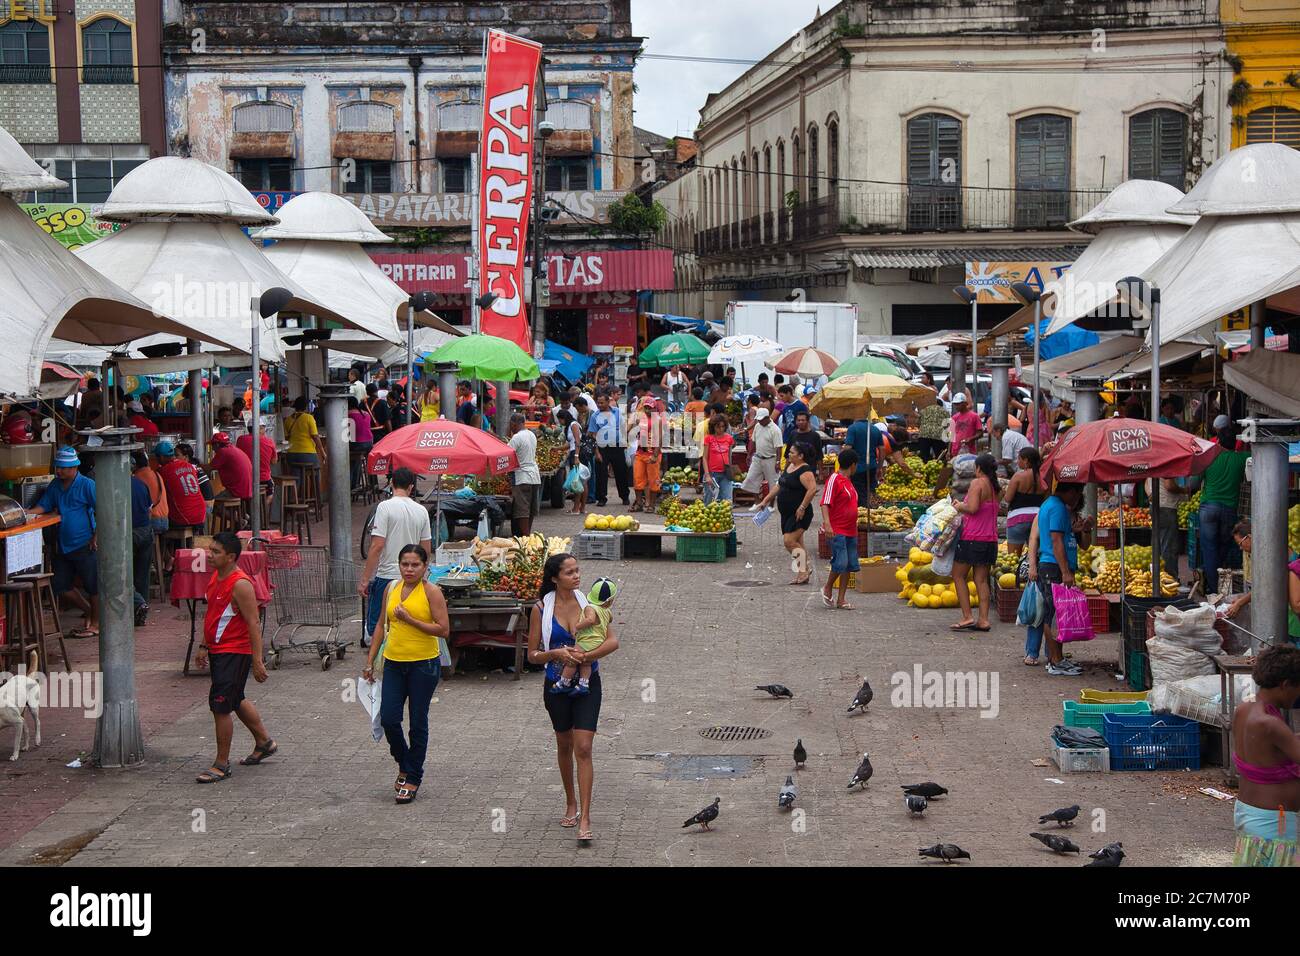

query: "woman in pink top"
xmin=950 ymin=453 xmax=1000 ymax=631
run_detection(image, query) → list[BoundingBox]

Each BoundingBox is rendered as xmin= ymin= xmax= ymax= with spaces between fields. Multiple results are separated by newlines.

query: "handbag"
xmin=1016 ymin=581 xmax=1045 ymax=628
xmin=1051 ymin=583 xmax=1095 ymax=643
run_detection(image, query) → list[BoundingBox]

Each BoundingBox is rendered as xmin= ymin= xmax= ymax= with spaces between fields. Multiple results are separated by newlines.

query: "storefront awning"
xmin=852 ymin=245 xmax=1088 ymax=270
xmin=372 ymin=249 xmax=675 ymax=295
xmin=1065 ymin=340 xmax=1208 ymax=383
xmin=1223 ymin=348 xmax=1300 ymax=418
xmin=1039 ymin=335 xmax=1143 ymax=380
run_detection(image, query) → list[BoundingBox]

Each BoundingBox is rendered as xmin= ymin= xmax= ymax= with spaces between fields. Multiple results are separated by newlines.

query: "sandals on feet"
xmin=239 ymin=738 xmax=277 ymax=765
xmin=836 ymin=602 xmax=855 ymax=611
xmin=560 ymin=813 xmax=578 ymax=828
xmin=395 ymin=780 xmax=419 ymax=804
xmin=821 ymin=591 xmax=835 ymax=608
xmin=1023 ymin=656 xmax=1040 ymax=666
xmin=195 ymin=762 xmax=232 ymax=784
xmin=577 ymin=824 xmax=594 ymax=842
xmin=395 ymin=773 xmax=407 ymax=793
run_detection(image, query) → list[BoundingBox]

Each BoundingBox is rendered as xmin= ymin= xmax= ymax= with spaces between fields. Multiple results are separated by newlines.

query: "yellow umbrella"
xmin=808 ymin=373 xmax=938 ymax=420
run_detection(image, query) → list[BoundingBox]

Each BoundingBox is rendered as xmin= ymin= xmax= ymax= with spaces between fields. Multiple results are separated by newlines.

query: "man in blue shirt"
xmin=130 ymin=467 xmax=154 ymax=628
xmin=1026 ymin=481 xmax=1092 ymax=675
xmin=844 ymin=417 xmax=875 ymax=502
xmin=28 ymin=446 xmax=99 ymax=638
xmin=587 ymin=388 xmax=629 ymax=506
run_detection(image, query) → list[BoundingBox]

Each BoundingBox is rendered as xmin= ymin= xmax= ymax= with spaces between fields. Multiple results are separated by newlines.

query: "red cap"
xmin=211 ymin=431 xmax=231 ymax=448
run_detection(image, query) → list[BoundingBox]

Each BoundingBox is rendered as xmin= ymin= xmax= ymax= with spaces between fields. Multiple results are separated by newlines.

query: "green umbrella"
xmin=828 ymin=355 xmax=905 ymax=380
xmin=423 ymin=334 xmax=540 ymax=381
xmin=639 ymin=331 xmax=710 ymax=368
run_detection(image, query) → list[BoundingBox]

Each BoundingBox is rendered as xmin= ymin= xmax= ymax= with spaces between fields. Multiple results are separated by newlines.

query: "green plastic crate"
xmin=725 ymin=529 xmax=737 ymax=557
xmin=1063 ymin=699 xmax=1151 ymax=734
xmin=1126 ymin=650 xmax=1151 ymax=691
xmin=675 ymin=534 xmax=727 ymax=563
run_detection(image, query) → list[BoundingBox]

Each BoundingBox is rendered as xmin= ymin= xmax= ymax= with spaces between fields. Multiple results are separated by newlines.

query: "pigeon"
xmin=778 ymin=775 xmax=797 ymax=810
xmin=682 ymin=797 xmax=721 ymax=831
xmin=906 ymin=794 xmax=928 ymax=816
xmin=918 ymin=843 xmax=970 ymax=863
xmin=901 ymin=782 xmax=948 ymax=799
xmin=846 ymin=680 xmax=874 ymax=713
xmin=846 ymin=753 xmax=873 ymax=789
xmin=1084 ymin=845 xmax=1125 ymax=867
xmin=1038 ymin=805 xmax=1081 ymax=827
xmin=793 ymin=739 xmax=807 ymax=768
xmin=756 ymin=684 xmax=793 ymax=699
xmin=1031 ymin=832 xmax=1081 ymax=854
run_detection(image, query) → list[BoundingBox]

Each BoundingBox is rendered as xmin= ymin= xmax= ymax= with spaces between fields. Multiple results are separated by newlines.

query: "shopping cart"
xmin=263 ymin=543 xmax=361 ymax=670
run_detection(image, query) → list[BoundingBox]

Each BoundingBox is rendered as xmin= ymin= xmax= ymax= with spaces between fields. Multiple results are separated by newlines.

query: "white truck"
xmin=723 ymin=300 xmax=859 ymax=366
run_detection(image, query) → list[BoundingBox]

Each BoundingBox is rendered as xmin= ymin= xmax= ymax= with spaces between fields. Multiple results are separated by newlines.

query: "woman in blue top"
xmin=527 ymin=553 xmax=620 ymax=843
xmin=1026 ymin=481 xmax=1092 ymax=674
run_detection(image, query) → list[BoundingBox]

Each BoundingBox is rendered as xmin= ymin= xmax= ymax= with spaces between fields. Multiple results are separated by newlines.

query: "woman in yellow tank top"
xmin=418 ymin=382 xmax=440 ymax=422
xmin=362 ymin=544 xmax=449 ymax=804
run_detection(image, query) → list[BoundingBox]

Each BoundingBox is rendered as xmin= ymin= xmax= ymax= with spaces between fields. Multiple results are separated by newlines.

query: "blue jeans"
xmin=379 ymin=657 xmax=440 ymax=786
xmin=704 ymin=471 xmax=733 ymax=503
xmin=1198 ymin=502 xmax=1237 ymax=590
xmin=364 ymin=576 xmax=393 ymax=644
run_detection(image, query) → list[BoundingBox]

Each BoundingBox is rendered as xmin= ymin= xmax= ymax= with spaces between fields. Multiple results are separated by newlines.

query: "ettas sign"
xmin=478 ymin=29 xmax=543 ymax=352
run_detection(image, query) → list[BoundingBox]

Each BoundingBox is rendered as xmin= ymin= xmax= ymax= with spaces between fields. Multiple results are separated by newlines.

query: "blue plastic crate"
xmin=1062 ymin=700 xmax=1151 ymax=734
xmin=1102 ymin=712 xmax=1200 ymax=771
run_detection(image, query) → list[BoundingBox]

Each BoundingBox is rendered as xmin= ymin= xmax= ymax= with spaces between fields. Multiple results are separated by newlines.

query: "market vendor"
xmin=28 ymin=446 xmax=99 ymax=639
xmin=1230 ymin=645 xmax=1300 ymax=866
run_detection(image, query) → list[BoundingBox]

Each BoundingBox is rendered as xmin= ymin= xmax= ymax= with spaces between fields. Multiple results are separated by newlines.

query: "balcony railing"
xmin=82 ymin=64 xmax=134 ymax=85
xmin=0 ymin=64 xmax=52 ymax=84
xmin=837 ymin=185 xmax=1108 ymax=234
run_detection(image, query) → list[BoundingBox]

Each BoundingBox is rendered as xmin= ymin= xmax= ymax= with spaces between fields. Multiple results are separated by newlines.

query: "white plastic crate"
xmin=435 ymin=540 xmax=475 ymax=568
xmin=574 ymin=531 xmax=623 ymax=561
xmin=1052 ymin=743 xmax=1110 ymax=773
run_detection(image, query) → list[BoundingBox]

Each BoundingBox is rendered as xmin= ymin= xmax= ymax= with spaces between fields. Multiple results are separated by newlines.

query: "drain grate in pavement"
xmin=700 ymin=725 xmax=772 ymax=742
xmin=720 ymin=580 xmax=772 ymax=588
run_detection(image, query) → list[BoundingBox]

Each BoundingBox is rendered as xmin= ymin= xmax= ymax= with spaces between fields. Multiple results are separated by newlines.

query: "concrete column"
xmin=1251 ymin=437 xmax=1289 ymax=653
xmin=1073 ymin=379 xmax=1101 ymax=524
xmin=988 ymin=353 xmax=1012 ymax=461
xmin=187 ymin=340 xmax=206 ymax=462
xmin=84 ymin=427 xmax=144 ymax=768
xmin=949 ymin=347 xmax=967 ymax=403
xmin=494 ymin=380 xmax=512 ymax=437
xmin=319 ymin=385 xmax=352 ymax=567
xmin=436 ymin=362 xmax=458 ymax=421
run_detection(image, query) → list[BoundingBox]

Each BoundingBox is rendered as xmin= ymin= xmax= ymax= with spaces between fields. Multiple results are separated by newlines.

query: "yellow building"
xmin=1223 ymin=0 xmax=1300 ymax=148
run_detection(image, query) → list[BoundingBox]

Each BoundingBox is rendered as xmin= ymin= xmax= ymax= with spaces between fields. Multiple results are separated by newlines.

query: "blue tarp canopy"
xmin=647 ymin=312 xmax=726 ymax=337
xmin=542 ymin=339 xmax=593 ymax=383
xmin=536 ymin=359 xmax=561 ymax=376
xmin=1025 ymin=319 xmax=1100 ymax=362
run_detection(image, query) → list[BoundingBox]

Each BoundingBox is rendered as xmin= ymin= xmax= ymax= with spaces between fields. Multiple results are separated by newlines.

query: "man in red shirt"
xmin=820 ymin=448 xmax=860 ymax=611
xmin=194 ymin=532 xmax=274 ymax=783
xmin=157 ymin=440 xmax=207 ymax=531
xmin=949 ymin=393 xmax=983 ymax=458
xmin=235 ymin=426 xmax=276 ymax=495
xmin=208 ymin=432 xmax=253 ymax=518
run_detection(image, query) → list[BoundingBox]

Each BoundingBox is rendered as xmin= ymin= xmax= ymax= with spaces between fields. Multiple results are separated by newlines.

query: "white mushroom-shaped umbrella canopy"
xmin=0 ymin=124 xmax=64 ymax=193
xmin=256 ymin=190 xmax=391 ymax=243
xmin=97 ymin=156 xmax=277 ymax=225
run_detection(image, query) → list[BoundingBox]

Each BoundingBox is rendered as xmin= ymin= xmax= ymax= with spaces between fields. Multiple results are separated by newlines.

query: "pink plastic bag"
xmin=1051 ymin=583 xmax=1096 ymax=643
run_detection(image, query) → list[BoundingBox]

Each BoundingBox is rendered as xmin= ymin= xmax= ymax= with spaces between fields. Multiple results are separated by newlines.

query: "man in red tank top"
xmin=194 ymin=532 xmax=276 ymax=783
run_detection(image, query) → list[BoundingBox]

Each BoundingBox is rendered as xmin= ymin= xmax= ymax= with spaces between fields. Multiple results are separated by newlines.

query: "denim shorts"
xmin=1006 ymin=521 xmax=1032 ymax=546
xmin=53 ymin=545 xmax=97 ymax=596
xmin=831 ymin=533 xmax=860 ymax=574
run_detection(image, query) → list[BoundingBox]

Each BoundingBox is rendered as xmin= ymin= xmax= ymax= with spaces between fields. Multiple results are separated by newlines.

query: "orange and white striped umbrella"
xmin=767 ymin=347 xmax=839 ymax=378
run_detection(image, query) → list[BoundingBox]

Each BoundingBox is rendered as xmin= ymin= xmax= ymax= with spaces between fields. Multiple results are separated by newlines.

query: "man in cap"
xmin=28 ymin=446 xmax=99 ymax=638
xmin=207 ymin=431 xmax=254 ymax=524
xmin=127 ymin=400 xmax=159 ymax=436
xmin=948 ymin=392 xmax=982 ymax=457
xmin=740 ymin=406 xmax=782 ymax=496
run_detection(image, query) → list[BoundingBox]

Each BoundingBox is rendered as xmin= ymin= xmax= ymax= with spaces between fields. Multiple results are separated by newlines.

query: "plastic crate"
xmin=725 ymin=529 xmax=737 ymax=558
xmin=675 ymin=534 xmax=727 ymax=563
xmin=1102 ymin=712 xmax=1201 ymax=771
xmin=1186 ymin=512 xmax=1199 ymax=571
xmin=1080 ymin=688 xmax=1149 ymax=704
xmin=573 ymin=531 xmax=623 ymax=561
xmin=1087 ymin=593 xmax=1113 ymax=633
xmin=1062 ymin=699 xmax=1151 ymax=734
xmin=995 ymin=583 xmax=1021 ymax=623
xmin=1052 ymin=743 xmax=1111 ymax=773
xmin=817 ymin=527 xmax=832 ymax=560
xmin=1126 ymin=650 xmax=1152 ymax=691
xmin=903 ymin=501 xmax=933 ymax=521
xmin=622 ymin=534 xmax=663 ymax=559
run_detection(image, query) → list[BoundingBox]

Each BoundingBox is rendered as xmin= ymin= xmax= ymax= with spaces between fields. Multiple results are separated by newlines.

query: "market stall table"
xmin=619 ymin=522 xmax=734 ymax=561
xmin=169 ymin=548 xmax=273 ymax=675
xmin=1214 ymin=654 xmax=1256 ymax=786
xmin=437 ymin=576 xmax=526 ymax=680
xmin=0 ymin=514 xmax=59 ymax=582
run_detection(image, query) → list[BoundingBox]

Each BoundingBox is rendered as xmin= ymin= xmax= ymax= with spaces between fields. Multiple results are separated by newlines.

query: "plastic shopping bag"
xmin=358 ymin=675 xmax=384 ymax=742
xmin=930 ymin=543 xmax=955 ymax=578
xmin=1051 ymin=583 xmax=1095 ymax=643
xmin=476 ymin=509 xmax=491 ymax=541
xmin=1016 ymin=582 xmax=1045 ymax=628
xmin=564 ymin=466 xmax=585 ymax=493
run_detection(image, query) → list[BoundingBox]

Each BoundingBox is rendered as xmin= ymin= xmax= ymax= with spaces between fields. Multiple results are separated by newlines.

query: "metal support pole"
xmin=531 ymin=136 xmax=548 ymax=358
xmin=84 ymin=427 xmax=144 ymax=768
xmin=988 ymin=353 xmax=1011 ymax=461
xmin=1073 ymin=380 xmax=1101 ymax=526
xmin=187 ymin=339 xmax=206 ymax=462
xmin=319 ymin=385 xmax=352 ymax=566
xmin=437 ymin=363 xmax=458 ymax=421
xmin=1031 ymin=299 xmax=1042 ymax=447
xmin=1250 ymin=299 xmax=1266 ymax=352
xmin=494 ymin=379 xmax=511 ymax=437
xmin=969 ymin=298 xmax=978 ymax=399
xmin=949 ymin=348 xmax=967 ymax=404
xmin=1149 ymin=295 xmax=1162 ymax=587
xmin=1251 ymin=437 xmax=1289 ymax=652
xmin=250 ymin=320 xmax=262 ymax=540
xmin=405 ymin=316 xmax=415 ymax=427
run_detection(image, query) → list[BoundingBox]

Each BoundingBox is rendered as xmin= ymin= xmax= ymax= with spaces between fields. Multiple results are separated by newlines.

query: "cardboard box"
xmin=856 ymin=560 xmax=903 ymax=593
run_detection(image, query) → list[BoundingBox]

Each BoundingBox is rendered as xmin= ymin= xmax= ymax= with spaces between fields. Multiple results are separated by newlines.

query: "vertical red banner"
xmin=478 ymin=29 xmax=543 ymax=353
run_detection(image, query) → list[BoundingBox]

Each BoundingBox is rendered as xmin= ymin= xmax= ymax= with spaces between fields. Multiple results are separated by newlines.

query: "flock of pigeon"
xmin=679 ymin=681 xmax=1127 ymax=867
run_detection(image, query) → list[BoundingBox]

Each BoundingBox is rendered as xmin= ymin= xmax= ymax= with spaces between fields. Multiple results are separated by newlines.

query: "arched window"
xmin=906 ymin=112 xmax=961 ymax=230
xmin=807 ymin=124 xmax=819 ymax=201
xmin=827 ymin=119 xmax=840 ymax=192
xmin=338 ymin=101 xmax=394 ymax=132
xmin=740 ymin=154 xmax=747 ymax=218
xmin=1246 ymin=106 xmax=1300 ymax=149
xmin=792 ymin=132 xmax=802 ymax=203
xmin=1015 ymin=113 xmax=1071 ymax=228
xmin=233 ymin=101 xmax=293 ymax=133
xmin=751 ymin=149 xmax=759 ymax=216
xmin=81 ymin=17 xmax=133 ymax=84
xmin=1129 ymin=108 xmax=1186 ymax=187
xmin=0 ymin=20 xmax=51 ymax=83
xmin=763 ymin=145 xmax=772 ymax=215
xmin=776 ymin=140 xmax=786 ymax=207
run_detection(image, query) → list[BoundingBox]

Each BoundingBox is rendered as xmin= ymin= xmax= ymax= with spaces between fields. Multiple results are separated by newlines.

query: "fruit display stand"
xmin=619 ymin=523 xmax=734 ymax=562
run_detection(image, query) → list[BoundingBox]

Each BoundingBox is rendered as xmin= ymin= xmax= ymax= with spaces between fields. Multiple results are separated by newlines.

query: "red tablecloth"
xmin=169 ymin=550 xmax=272 ymax=606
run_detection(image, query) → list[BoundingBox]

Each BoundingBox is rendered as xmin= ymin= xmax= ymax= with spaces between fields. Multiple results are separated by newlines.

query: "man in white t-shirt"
xmin=357 ymin=467 xmax=433 ymax=646
xmin=993 ymin=422 xmax=1030 ymax=469
xmin=507 ymin=413 xmax=541 ymax=536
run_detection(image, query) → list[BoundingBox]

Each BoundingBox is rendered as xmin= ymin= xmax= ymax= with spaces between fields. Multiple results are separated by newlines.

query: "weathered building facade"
xmin=1 ymin=0 xmax=166 ymax=212
xmin=655 ymin=0 xmax=1231 ymax=337
xmin=160 ymin=0 xmax=666 ymax=347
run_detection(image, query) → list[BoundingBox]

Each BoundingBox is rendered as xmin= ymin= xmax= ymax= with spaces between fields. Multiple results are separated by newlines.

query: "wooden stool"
xmin=272 ymin=476 xmax=299 ymax=532
xmin=151 ymin=534 xmax=165 ymax=600
xmin=212 ymin=499 xmax=244 ymax=534
xmin=283 ymin=503 xmax=312 ymax=544
xmin=297 ymin=465 xmax=323 ymax=522
xmin=161 ymin=527 xmax=195 ymax=586
xmin=0 ymin=582 xmax=44 ymax=674
xmin=10 ymin=572 xmax=68 ymax=673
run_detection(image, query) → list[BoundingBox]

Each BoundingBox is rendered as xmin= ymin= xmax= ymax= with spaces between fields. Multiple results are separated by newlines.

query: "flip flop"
xmin=577 ymin=825 xmax=594 ymax=842
xmin=973 ymin=624 xmax=991 ymax=632
xmin=950 ymin=622 xmax=976 ymax=631
xmin=1024 ymin=656 xmax=1040 ymax=666
xmin=560 ymin=813 xmax=578 ymax=828
xmin=836 ymin=603 xmax=855 ymax=611
xmin=821 ymin=592 xmax=835 ymax=608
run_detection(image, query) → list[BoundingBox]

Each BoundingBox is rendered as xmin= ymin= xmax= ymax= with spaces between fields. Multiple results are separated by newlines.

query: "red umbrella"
xmin=1045 ymin=418 xmax=1221 ymax=483
xmin=769 ymin=347 xmax=839 ymax=378
xmin=366 ymin=420 xmax=518 ymax=476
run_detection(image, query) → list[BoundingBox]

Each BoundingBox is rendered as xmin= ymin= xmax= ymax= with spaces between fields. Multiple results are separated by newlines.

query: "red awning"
xmin=371 ymin=249 xmax=673 ymax=295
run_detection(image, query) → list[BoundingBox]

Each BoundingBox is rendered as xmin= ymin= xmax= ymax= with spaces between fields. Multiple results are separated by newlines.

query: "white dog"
xmin=0 ymin=651 xmax=41 ymax=761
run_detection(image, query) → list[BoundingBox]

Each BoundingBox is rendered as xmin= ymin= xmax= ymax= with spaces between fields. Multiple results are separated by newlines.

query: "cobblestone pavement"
xmin=0 ymin=503 xmax=1235 ymax=866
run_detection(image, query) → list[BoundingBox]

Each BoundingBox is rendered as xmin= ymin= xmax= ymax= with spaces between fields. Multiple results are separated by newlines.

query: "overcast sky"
xmin=632 ymin=0 xmax=829 ymax=137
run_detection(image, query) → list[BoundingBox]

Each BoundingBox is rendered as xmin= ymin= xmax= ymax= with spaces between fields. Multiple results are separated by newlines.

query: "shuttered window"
xmin=0 ymin=21 xmax=51 ymax=83
xmin=1246 ymin=107 xmax=1300 ymax=149
xmin=1015 ymin=114 xmax=1071 ymax=228
xmin=906 ymin=113 xmax=961 ymax=230
xmin=1129 ymin=109 xmax=1186 ymax=187
xmin=807 ymin=125 xmax=819 ymax=201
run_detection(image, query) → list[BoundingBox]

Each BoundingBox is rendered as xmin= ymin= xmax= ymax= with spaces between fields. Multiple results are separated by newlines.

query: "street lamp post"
xmin=1116 ymin=276 xmax=1162 ymax=590
xmin=1010 ymin=282 xmax=1043 ymax=448
xmin=407 ymin=291 xmax=435 ymax=427
xmin=953 ymin=285 xmax=978 ymax=400
xmin=250 ymin=287 xmax=294 ymax=542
